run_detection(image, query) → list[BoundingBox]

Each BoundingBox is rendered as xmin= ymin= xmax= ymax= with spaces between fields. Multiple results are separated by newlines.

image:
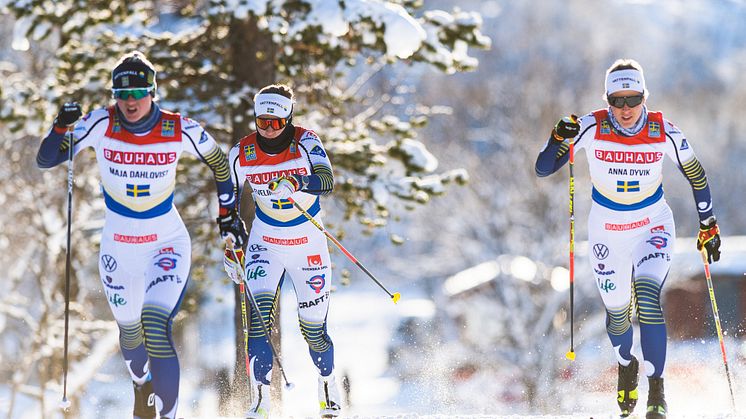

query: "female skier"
xmin=535 ymin=58 xmax=721 ymax=419
xmin=223 ymin=84 xmax=342 ymax=418
xmin=37 ymin=51 xmax=246 ymax=419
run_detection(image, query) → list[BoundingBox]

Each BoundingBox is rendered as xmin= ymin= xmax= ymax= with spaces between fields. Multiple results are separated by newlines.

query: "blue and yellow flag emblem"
xmin=161 ymin=120 xmax=175 ymax=137
xmin=616 ymin=180 xmax=640 ymax=192
xmin=648 ymin=121 xmax=660 ymax=138
xmin=244 ymin=144 xmax=257 ymax=161
xmin=271 ymin=199 xmax=293 ymax=209
xmin=600 ymin=120 xmax=611 ymax=135
xmin=126 ymin=184 xmax=151 ymax=197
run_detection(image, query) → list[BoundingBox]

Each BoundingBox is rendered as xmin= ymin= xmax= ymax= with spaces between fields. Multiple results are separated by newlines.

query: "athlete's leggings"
xmin=244 ymin=219 xmax=335 ymax=385
xmin=98 ymin=208 xmax=190 ymax=418
xmin=588 ymin=200 xmax=675 ymax=378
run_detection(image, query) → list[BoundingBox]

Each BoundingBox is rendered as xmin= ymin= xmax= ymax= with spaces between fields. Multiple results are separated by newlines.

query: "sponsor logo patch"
xmin=605 ymin=217 xmax=650 ymax=231
xmin=114 ymin=233 xmax=158 ymax=244
xmin=592 ymin=243 xmax=609 ymax=260
xmin=262 ymin=236 xmax=309 ymax=246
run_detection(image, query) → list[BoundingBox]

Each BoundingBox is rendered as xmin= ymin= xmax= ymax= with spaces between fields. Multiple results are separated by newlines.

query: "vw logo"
xmin=592 ymin=243 xmax=610 ymax=260
xmin=248 ymin=244 xmax=267 ymax=252
xmin=101 ymin=254 xmax=118 ymax=272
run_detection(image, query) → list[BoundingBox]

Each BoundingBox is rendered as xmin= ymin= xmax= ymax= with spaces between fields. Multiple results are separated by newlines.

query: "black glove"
xmin=54 ymin=102 xmax=82 ymax=128
xmin=552 ymin=114 xmax=579 ymax=141
xmin=217 ymin=208 xmax=248 ymax=248
xmin=697 ymin=216 xmax=721 ymax=264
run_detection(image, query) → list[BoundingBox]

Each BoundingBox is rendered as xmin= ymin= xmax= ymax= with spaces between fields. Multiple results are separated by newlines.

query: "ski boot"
xmin=617 ymin=356 xmax=639 ymax=417
xmin=245 ymin=381 xmax=270 ymax=419
xmin=646 ymin=376 xmax=667 ymax=418
xmin=133 ymin=379 xmax=156 ymax=419
xmin=318 ymin=374 xmax=342 ymax=418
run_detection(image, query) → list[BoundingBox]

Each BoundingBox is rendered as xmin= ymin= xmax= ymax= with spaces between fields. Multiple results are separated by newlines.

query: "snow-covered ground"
xmin=6 ymin=281 xmax=746 ymax=418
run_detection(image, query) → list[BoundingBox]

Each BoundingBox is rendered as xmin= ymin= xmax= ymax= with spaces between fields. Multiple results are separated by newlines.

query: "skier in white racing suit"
xmin=535 ymin=59 xmax=721 ymax=419
xmin=36 ymin=51 xmax=247 ymax=419
xmin=223 ymin=84 xmax=342 ymax=418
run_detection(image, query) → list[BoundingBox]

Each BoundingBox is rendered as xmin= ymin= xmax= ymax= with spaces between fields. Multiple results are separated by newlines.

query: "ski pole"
xmin=60 ymin=126 xmax=74 ymax=410
xmin=700 ymin=248 xmax=736 ymax=411
xmin=565 ymin=138 xmax=576 ymax=362
xmin=226 ymin=239 xmax=250 ymax=379
xmin=287 ymin=197 xmax=401 ymax=304
xmin=226 ymin=240 xmax=294 ymax=390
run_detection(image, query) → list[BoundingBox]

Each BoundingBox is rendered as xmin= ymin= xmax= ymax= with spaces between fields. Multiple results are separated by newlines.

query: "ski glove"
xmin=268 ymin=175 xmax=301 ymax=200
xmin=55 ymin=102 xmax=83 ymax=128
xmin=217 ymin=208 xmax=248 ymax=248
xmin=697 ymin=216 xmax=721 ymax=264
xmin=223 ymin=247 xmax=245 ymax=284
xmin=552 ymin=114 xmax=579 ymax=141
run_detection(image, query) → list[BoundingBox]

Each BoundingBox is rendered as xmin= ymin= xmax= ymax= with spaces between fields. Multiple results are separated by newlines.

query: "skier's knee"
xmin=142 ymin=305 xmax=176 ymax=358
xmin=299 ymin=318 xmax=332 ymax=352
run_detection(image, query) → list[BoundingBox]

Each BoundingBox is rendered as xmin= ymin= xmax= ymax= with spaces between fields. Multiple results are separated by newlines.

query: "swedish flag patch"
xmin=601 ymin=120 xmax=611 ymax=135
xmin=244 ymin=144 xmax=256 ymax=161
xmin=648 ymin=121 xmax=660 ymax=138
xmin=272 ymin=199 xmax=293 ymax=209
xmin=126 ymin=184 xmax=151 ymax=197
xmin=162 ymin=120 xmax=175 ymax=137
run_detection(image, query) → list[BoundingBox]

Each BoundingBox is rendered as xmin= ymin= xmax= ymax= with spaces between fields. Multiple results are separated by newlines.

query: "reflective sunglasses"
xmin=112 ymin=88 xmax=153 ymax=100
xmin=256 ymin=117 xmax=288 ymax=130
xmin=607 ymin=94 xmax=644 ymax=109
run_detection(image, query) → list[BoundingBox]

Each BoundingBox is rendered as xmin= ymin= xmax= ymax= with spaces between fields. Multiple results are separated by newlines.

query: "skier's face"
xmin=115 ymin=94 xmax=153 ymax=123
xmin=608 ymin=89 xmax=645 ymax=129
xmin=256 ymin=114 xmax=287 ymax=139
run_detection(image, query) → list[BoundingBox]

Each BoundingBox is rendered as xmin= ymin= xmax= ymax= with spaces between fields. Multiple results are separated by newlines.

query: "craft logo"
xmin=680 ymin=138 xmax=690 ymax=150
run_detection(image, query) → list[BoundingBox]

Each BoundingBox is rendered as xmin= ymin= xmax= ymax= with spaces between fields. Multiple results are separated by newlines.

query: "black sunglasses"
xmin=608 ymin=94 xmax=644 ymax=109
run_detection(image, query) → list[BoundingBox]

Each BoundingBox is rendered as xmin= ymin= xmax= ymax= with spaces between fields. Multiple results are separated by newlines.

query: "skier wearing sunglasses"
xmin=36 ymin=51 xmax=246 ymax=419
xmin=223 ymin=84 xmax=341 ymax=418
xmin=535 ymin=59 xmax=720 ymax=419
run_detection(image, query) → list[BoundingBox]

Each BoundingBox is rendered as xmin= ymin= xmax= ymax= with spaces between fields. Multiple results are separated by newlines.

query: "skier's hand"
xmin=551 ymin=114 xmax=579 ymax=141
xmin=223 ymin=247 xmax=244 ymax=284
xmin=217 ymin=208 xmax=247 ymax=248
xmin=268 ymin=175 xmax=300 ymax=200
xmin=55 ymin=102 xmax=82 ymax=128
xmin=697 ymin=217 xmax=721 ymax=264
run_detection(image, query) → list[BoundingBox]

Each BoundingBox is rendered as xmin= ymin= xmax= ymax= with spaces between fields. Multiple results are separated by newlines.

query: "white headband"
xmin=254 ymin=93 xmax=293 ymax=119
xmin=605 ymin=69 xmax=646 ymax=95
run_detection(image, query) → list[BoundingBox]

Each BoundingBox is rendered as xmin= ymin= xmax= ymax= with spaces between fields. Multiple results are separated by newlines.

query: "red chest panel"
xmin=105 ymin=106 xmax=182 ymax=145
